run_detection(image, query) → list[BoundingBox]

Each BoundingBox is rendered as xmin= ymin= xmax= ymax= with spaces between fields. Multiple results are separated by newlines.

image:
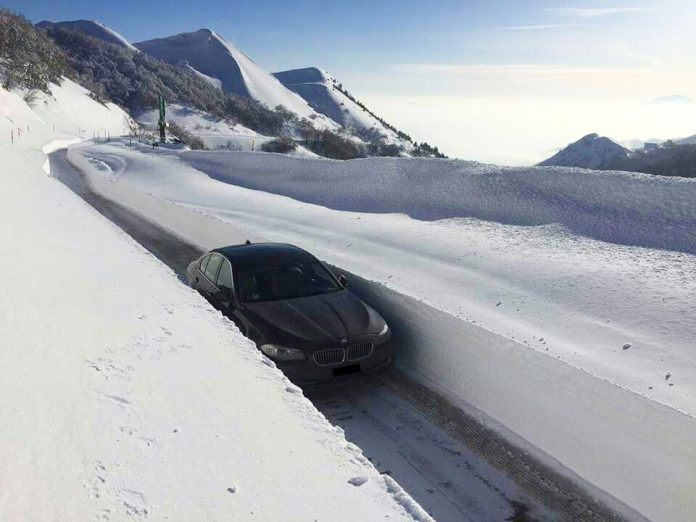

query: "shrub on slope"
xmin=261 ymin=136 xmax=297 ymax=154
xmin=300 ymin=124 xmax=364 ymax=160
xmin=168 ymin=120 xmax=208 ymax=150
xmin=0 ymin=9 xmax=67 ymax=91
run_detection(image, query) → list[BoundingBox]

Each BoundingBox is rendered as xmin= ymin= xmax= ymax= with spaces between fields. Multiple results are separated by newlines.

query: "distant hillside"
xmin=541 ymin=133 xmax=696 ymax=178
xmin=539 ymin=133 xmax=630 ymax=169
xmin=36 ymin=19 xmax=137 ymax=52
xmin=272 ymin=67 xmax=440 ymax=156
xmin=0 ymin=9 xmax=67 ymax=92
xmin=273 ymin=67 xmax=394 ymax=133
xmin=18 ymin=12 xmax=445 ymax=160
xmin=40 ymin=26 xmax=311 ymax=137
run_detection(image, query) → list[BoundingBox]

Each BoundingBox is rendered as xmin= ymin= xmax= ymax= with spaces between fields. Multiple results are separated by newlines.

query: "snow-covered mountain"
xmin=273 ymin=67 xmax=395 ymax=136
xmin=539 ymin=133 xmax=631 ymax=169
xmin=36 ymin=19 xmax=137 ymax=52
xmin=135 ymin=29 xmax=333 ymax=125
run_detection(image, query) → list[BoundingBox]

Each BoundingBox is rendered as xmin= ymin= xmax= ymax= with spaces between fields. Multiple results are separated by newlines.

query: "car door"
xmin=199 ymin=253 xmax=224 ymax=298
xmin=212 ymin=257 xmax=235 ymax=312
xmin=192 ymin=254 xmax=211 ymax=289
xmin=214 ymin=257 xmax=255 ymax=337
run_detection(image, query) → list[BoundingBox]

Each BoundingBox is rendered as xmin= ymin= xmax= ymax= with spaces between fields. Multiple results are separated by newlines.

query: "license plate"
xmin=332 ymin=364 xmax=361 ymax=377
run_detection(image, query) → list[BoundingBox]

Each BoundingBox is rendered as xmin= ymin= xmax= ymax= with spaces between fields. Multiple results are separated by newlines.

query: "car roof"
xmin=212 ymin=242 xmax=315 ymax=267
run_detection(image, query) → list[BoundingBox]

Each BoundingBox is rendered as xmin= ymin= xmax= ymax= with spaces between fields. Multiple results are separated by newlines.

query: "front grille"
xmin=346 ymin=342 xmax=374 ymax=362
xmin=313 ymin=348 xmax=345 ymax=366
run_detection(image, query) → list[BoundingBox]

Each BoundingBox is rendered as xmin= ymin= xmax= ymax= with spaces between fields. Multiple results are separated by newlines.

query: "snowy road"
xmin=50 ymin=148 xmax=630 ymax=522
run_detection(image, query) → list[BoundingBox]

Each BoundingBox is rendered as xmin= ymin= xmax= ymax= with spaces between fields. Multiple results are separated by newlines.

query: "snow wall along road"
xmin=69 ymin=146 xmax=696 ymax=522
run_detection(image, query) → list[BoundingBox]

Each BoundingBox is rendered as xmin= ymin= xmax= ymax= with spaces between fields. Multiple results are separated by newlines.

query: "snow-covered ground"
xmin=67 ymin=141 xmax=696 ymax=521
xmin=0 ymin=81 xmax=433 ymax=520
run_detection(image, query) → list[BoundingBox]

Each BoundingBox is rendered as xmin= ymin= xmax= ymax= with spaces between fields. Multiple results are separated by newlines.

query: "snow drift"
xmin=180 ymin=151 xmax=696 ymax=254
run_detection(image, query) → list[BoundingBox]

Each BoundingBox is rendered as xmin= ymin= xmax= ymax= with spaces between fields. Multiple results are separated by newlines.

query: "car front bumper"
xmin=276 ymin=340 xmax=395 ymax=385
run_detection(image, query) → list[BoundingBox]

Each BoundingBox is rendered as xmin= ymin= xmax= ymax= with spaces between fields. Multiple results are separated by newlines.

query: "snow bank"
xmin=0 ymin=83 xmax=428 ymax=520
xmin=69 ymin=141 xmax=696 ymax=521
xmin=180 ymin=151 xmax=696 ymax=254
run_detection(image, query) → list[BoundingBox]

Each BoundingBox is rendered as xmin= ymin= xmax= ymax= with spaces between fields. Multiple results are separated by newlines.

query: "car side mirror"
xmin=338 ymin=273 xmax=348 ymax=288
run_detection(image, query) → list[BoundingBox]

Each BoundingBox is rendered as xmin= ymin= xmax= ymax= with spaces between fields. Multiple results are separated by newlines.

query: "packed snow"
xmin=135 ymin=29 xmax=337 ymax=128
xmin=36 ymin=19 xmax=138 ymax=52
xmin=68 ymin=140 xmax=696 ymax=521
xmin=0 ymin=81 xmax=432 ymax=520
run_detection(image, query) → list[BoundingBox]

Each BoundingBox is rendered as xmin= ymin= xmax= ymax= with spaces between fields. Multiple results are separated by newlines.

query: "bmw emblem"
xmin=340 ymin=338 xmax=348 ymax=345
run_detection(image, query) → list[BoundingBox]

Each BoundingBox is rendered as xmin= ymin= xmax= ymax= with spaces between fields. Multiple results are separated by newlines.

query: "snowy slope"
xmin=69 ymin=142 xmax=696 ymax=521
xmin=136 ymin=103 xmax=318 ymax=156
xmin=135 ymin=29 xmax=335 ymax=126
xmin=36 ymin=19 xmax=137 ymax=52
xmin=186 ymin=64 xmax=222 ymax=89
xmin=539 ymin=133 xmax=631 ymax=168
xmin=273 ymin=67 xmax=406 ymax=144
xmin=0 ymin=83 xmax=430 ymax=521
xmin=136 ymin=103 xmax=266 ymax=151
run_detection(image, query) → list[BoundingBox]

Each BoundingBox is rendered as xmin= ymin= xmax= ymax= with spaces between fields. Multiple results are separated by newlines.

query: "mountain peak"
xmin=539 ymin=133 xmax=630 ymax=169
xmin=134 ymin=30 xmax=331 ymax=123
xmin=36 ymin=19 xmax=137 ymax=52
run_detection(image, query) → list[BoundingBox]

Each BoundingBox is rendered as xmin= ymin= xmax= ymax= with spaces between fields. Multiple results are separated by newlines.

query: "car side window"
xmin=199 ymin=254 xmax=211 ymax=273
xmin=204 ymin=254 xmax=223 ymax=282
xmin=216 ymin=259 xmax=234 ymax=292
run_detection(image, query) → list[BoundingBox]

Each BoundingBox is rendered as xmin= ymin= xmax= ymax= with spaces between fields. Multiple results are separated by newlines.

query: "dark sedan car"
xmin=186 ymin=242 xmax=394 ymax=383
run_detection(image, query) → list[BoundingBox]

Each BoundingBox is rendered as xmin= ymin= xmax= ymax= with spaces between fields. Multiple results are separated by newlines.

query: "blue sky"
xmin=9 ymin=0 xmax=696 ymax=162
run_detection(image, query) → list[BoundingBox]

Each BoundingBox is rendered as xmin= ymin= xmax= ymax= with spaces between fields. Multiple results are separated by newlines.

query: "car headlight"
xmin=379 ymin=324 xmax=389 ymax=336
xmin=260 ymin=344 xmax=306 ymax=361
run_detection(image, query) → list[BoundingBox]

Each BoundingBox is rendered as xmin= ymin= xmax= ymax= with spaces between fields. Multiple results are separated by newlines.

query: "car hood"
xmin=243 ymin=290 xmax=384 ymax=344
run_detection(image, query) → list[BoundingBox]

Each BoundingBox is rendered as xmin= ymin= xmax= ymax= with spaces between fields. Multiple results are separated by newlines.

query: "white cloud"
xmin=390 ymin=63 xmax=653 ymax=78
xmin=544 ymin=7 xmax=656 ymax=18
xmin=496 ymin=23 xmax=588 ymax=31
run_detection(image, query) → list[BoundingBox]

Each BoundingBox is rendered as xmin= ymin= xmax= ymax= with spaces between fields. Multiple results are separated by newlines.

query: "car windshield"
xmin=236 ymin=260 xmax=341 ymax=303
